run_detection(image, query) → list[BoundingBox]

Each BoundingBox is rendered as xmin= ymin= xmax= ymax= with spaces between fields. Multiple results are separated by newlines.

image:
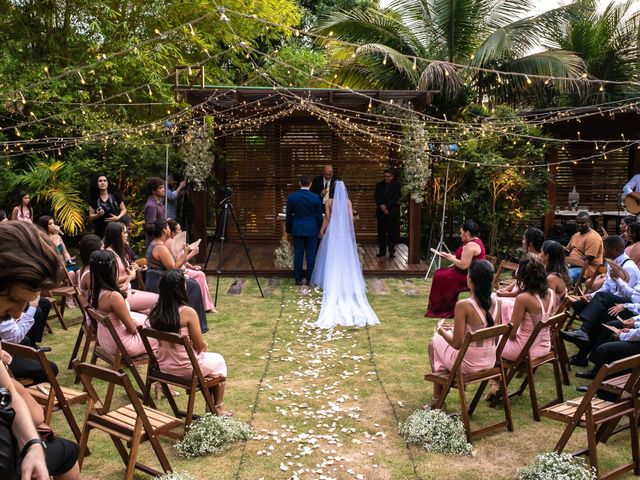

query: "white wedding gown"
xmin=310 ymin=181 xmax=380 ymax=329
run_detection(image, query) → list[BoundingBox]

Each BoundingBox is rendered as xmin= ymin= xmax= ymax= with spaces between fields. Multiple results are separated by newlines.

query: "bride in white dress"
xmin=310 ymin=180 xmax=380 ymax=329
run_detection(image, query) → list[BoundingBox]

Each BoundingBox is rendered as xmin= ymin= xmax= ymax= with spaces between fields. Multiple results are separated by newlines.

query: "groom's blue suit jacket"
xmin=285 ymin=189 xmax=323 ymax=237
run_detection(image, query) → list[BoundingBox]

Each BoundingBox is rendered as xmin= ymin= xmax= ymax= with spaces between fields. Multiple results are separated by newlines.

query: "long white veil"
xmin=311 ymin=181 xmax=379 ymax=328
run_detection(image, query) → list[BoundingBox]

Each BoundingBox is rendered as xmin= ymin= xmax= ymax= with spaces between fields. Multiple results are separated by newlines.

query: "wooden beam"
xmin=543 ymin=151 xmax=558 ymax=238
xmin=408 ymin=199 xmax=421 ymax=264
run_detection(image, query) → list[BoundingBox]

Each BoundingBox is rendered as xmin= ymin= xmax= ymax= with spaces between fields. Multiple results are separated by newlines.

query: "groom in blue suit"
xmin=286 ymin=176 xmax=324 ymax=285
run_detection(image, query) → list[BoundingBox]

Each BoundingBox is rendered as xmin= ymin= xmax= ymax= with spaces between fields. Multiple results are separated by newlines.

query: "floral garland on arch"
xmin=182 ymin=121 xmax=215 ymax=192
xmin=374 ymin=102 xmax=431 ymax=203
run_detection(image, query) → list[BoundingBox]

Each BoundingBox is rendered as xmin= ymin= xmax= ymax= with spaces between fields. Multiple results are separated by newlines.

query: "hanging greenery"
xmin=182 ymin=120 xmax=216 ymax=192
xmin=274 ymin=238 xmax=294 ymax=269
xmin=400 ymin=119 xmax=431 ymax=203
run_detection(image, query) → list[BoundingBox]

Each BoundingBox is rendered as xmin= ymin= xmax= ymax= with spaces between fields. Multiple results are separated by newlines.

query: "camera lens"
xmin=0 ymin=387 xmax=12 ymax=409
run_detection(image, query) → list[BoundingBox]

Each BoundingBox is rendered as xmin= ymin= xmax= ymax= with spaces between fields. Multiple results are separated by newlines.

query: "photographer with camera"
xmin=88 ymin=174 xmax=127 ymax=238
xmin=0 ymin=221 xmax=78 ymax=479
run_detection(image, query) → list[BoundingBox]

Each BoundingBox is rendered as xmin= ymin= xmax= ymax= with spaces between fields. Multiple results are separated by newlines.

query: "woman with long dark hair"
xmin=149 ymin=270 xmax=231 ymax=416
xmin=425 ymin=219 xmax=486 ymax=318
xmin=427 ymin=260 xmax=500 ymax=408
xmin=501 ymin=255 xmax=554 ymax=362
xmin=103 ymin=222 xmax=157 ymax=314
xmin=540 ymin=240 xmax=569 ymax=311
xmin=166 ymin=219 xmax=216 ymax=312
xmin=88 ymin=174 xmax=126 ymax=238
xmin=36 ymin=215 xmax=78 ymax=274
xmin=77 ymin=235 xmax=102 ymax=300
xmin=146 ymin=220 xmax=207 ymax=332
xmin=11 ymin=190 xmax=33 ymax=223
xmin=88 ymin=250 xmax=150 ymax=357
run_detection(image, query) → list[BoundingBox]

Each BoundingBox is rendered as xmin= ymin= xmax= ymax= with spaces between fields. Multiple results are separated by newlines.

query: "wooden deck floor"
xmin=204 ymin=242 xmax=428 ymax=277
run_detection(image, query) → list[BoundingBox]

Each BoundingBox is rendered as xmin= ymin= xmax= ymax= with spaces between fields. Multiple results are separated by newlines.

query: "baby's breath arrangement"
xmin=400 ymin=409 xmax=473 ymax=456
xmin=274 ymin=238 xmax=293 ymax=269
xmin=517 ymin=452 xmax=596 ymax=480
xmin=356 ymin=243 xmax=365 ymax=265
xmin=175 ymin=414 xmax=252 ymax=458
xmin=182 ymin=123 xmax=215 ymax=192
xmin=155 ymin=473 xmax=197 ymax=480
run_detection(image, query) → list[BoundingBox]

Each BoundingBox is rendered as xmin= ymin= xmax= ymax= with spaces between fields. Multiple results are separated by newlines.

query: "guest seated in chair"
xmin=495 ymin=227 xmax=545 ymax=297
xmin=103 ymin=222 xmax=158 ymax=314
xmin=166 ymin=219 xmax=216 ymax=313
xmin=540 ymin=240 xmax=570 ymax=311
xmin=148 ymin=270 xmax=231 ymax=416
xmin=425 ymin=219 xmax=486 ymax=318
xmin=625 ymin=222 xmax=640 ymax=265
xmin=77 ymin=235 xmax=103 ymax=300
xmin=426 ymin=260 xmax=500 ymax=408
xmin=561 ymin=235 xmax=640 ymax=366
xmin=145 ymin=220 xmax=208 ymax=333
xmin=88 ymin=250 xmax=151 ymax=358
xmin=565 ymin=212 xmax=603 ymax=283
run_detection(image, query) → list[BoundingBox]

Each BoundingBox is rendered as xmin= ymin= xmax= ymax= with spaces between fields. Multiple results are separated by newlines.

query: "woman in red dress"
xmin=425 ymin=219 xmax=486 ymax=318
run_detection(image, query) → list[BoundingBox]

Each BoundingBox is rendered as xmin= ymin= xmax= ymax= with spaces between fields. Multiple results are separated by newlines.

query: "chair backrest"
xmin=493 ymin=261 xmax=519 ymax=290
xmin=485 ymin=255 xmax=497 ymax=267
xmin=73 ymin=361 xmax=151 ymax=423
xmin=568 ymin=354 xmax=640 ymax=421
xmin=1 ymin=341 xmax=59 ymax=387
xmin=139 ymin=327 xmax=209 ymax=385
xmin=85 ymin=306 xmax=140 ymax=366
xmin=511 ymin=311 xmax=567 ymax=366
xmin=448 ymin=323 xmax=513 ymax=376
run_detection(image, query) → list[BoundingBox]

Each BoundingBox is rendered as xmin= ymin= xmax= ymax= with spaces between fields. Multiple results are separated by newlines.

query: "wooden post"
xmin=408 ymin=199 xmax=421 ymax=264
xmin=543 ymin=151 xmax=558 ymax=238
xmin=193 ymin=188 xmax=208 ymax=264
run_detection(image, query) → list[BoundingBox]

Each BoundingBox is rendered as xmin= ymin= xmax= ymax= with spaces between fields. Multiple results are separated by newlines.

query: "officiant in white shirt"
xmin=311 ymin=165 xmax=337 ymax=205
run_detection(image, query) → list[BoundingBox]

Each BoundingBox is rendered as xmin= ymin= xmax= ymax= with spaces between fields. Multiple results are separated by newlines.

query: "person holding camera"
xmin=88 ymin=174 xmax=127 ymax=238
xmin=0 ymin=221 xmax=71 ymax=479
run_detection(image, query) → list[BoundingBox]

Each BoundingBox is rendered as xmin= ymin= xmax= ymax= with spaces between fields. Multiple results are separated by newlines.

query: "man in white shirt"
xmin=623 ymin=174 xmax=640 ymax=196
xmin=562 ymin=235 xmax=640 ymax=364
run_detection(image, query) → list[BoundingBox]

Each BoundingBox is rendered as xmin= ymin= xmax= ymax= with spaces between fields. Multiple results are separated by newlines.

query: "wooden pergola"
xmin=175 ymin=79 xmax=436 ymax=273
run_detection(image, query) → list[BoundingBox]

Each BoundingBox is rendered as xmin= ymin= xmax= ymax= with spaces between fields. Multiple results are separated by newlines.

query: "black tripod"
xmin=208 ymin=190 xmax=264 ymax=307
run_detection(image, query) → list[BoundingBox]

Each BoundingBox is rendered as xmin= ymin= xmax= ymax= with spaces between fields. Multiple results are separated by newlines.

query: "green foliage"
xmin=259 ymin=42 xmax=329 ymax=87
xmin=400 ymin=409 xmax=474 ymax=456
xmin=175 ymin=414 xmax=252 ymax=458
xmin=155 ymin=473 xmax=197 ymax=480
xmin=517 ymin=452 xmax=596 ymax=480
xmin=10 ymin=159 xmax=86 ymax=235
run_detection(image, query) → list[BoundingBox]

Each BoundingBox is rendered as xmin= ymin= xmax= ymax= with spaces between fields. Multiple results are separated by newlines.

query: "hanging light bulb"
xmin=219 ymin=8 xmax=229 ymax=22
xmin=189 ymin=23 xmax=195 ymax=36
xmin=412 ymin=57 xmax=417 ymax=70
xmin=525 ymin=75 xmax=532 ymax=85
xmin=78 ymin=71 xmax=85 ymax=84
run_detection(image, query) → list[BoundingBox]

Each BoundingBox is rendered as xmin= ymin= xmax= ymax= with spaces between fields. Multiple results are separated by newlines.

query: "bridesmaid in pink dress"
xmin=166 ymin=219 xmax=216 ymax=312
xmin=501 ymin=256 xmax=555 ymax=362
xmin=540 ymin=240 xmax=569 ymax=313
xmin=103 ymin=221 xmax=158 ymax=314
xmin=426 ymin=219 xmax=486 ymax=318
xmin=148 ymin=269 xmax=231 ymax=416
xmin=427 ymin=260 xmax=501 ymax=408
xmin=88 ymin=250 xmax=155 ymax=358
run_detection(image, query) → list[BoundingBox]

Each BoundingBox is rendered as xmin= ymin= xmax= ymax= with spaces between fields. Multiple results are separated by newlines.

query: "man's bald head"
xmin=323 ymin=165 xmax=334 ymax=179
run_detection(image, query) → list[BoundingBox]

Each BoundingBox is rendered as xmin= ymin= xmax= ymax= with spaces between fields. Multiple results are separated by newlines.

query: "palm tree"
xmin=11 ymin=159 xmax=86 ymax=235
xmin=316 ymin=0 xmax=584 ymax=104
xmin=550 ymin=0 xmax=640 ymax=104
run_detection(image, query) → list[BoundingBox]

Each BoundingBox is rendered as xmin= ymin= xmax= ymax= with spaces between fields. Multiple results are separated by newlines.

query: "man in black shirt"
xmin=375 ymin=168 xmax=401 ymax=258
xmin=310 ymin=165 xmax=337 ymax=205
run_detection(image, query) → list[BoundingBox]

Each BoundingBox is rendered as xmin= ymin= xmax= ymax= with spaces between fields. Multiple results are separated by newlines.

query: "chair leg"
xmin=77 ymin=424 xmax=91 ymax=470
xmin=185 ymin=383 xmax=198 ymax=429
xmin=147 ymin=428 xmax=173 ymax=473
xmin=585 ymin=412 xmax=599 ymax=477
xmin=557 ymin=340 xmax=571 ymax=385
xmin=124 ymin=420 xmax=143 ymax=480
xmin=526 ymin=362 xmax=540 ymax=422
xmin=456 ymin=380 xmax=472 ymax=442
xmin=490 ymin=367 xmax=516 ymax=408
xmin=128 ymin=364 xmax=156 ymax=409
xmin=499 ymin=367 xmax=514 ymax=433
xmin=552 ymin=359 xmax=565 ymax=405
xmin=68 ymin=326 xmax=85 ymax=369
xmin=103 ymin=355 xmax=122 ymax=411
xmin=56 ymin=299 xmax=68 ymax=330
xmin=468 ymin=380 xmax=487 ymax=416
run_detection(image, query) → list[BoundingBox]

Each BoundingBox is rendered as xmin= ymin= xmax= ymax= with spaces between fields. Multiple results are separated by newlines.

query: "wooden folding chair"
xmin=540 ymin=354 xmax=640 ymax=479
xmin=68 ymin=288 xmax=94 ymax=370
xmin=492 ymin=260 xmax=519 ymax=290
xmin=85 ymin=307 xmax=153 ymax=410
xmin=44 ymin=269 xmax=83 ymax=330
xmin=491 ymin=313 xmax=567 ymax=420
xmin=133 ymin=259 xmax=147 ymax=291
xmin=425 ymin=323 xmax=514 ymax=442
xmin=2 ymin=341 xmax=88 ymax=443
xmin=74 ymin=361 xmax=182 ymax=480
xmin=485 ymin=255 xmax=497 ymax=267
xmin=139 ymin=327 xmax=226 ymax=429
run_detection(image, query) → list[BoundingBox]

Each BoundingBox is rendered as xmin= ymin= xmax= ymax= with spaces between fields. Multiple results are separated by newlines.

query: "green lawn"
xmin=42 ymin=277 xmax=637 ymax=479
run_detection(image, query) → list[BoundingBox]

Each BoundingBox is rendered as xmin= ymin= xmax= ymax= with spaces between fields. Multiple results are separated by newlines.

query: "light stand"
xmin=212 ymin=189 xmax=264 ymax=307
xmin=425 ymin=161 xmax=452 ymax=279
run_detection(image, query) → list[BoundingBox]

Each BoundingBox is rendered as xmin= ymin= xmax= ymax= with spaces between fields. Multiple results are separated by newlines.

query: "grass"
xmin=41 ymin=276 xmax=638 ymax=479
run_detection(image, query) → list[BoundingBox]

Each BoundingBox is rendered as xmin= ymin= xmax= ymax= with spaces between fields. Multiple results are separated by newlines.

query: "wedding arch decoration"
xmin=182 ymin=120 xmax=216 ymax=192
